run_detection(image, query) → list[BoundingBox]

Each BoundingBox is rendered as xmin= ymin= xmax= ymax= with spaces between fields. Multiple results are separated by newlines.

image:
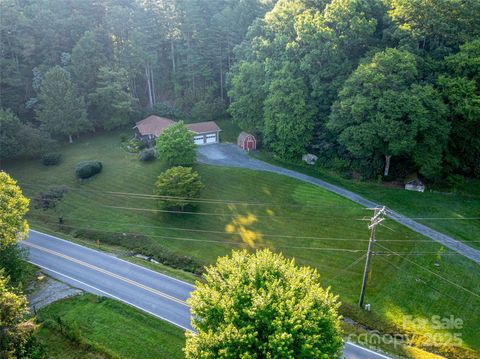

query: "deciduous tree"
xmin=154 ymin=166 xmax=204 ymax=210
xmin=155 ymin=121 xmax=196 ymax=166
xmin=185 ymin=249 xmax=343 ymax=358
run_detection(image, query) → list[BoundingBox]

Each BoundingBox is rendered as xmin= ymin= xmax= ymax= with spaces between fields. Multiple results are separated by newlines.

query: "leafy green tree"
xmin=438 ymin=39 xmax=480 ymax=176
xmin=0 ymin=109 xmax=22 ymax=159
xmin=155 ymin=121 xmax=196 ymax=166
xmin=71 ymin=30 xmax=108 ymax=96
xmin=0 ymin=272 xmax=37 ymax=358
xmin=91 ymin=66 xmax=136 ymax=130
xmin=154 ymin=166 xmax=204 ymax=210
xmin=263 ymin=63 xmax=315 ymax=159
xmin=387 ymin=0 xmax=480 ymax=57
xmin=36 ymin=66 xmax=90 ymax=143
xmin=228 ymin=61 xmax=266 ymax=133
xmin=185 ymin=249 xmax=343 ymax=358
xmin=329 ymin=48 xmax=448 ymax=179
xmin=0 ymin=172 xmax=29 ymax=249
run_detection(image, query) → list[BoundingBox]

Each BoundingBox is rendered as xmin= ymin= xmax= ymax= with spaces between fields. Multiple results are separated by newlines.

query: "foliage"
xmin=41 ymin=153 xmax=61 ymax=166
xmin=0 ymin=108 xmax=55 ymax=160
xmin=155 ymin=121 xmax=196 ymax=166
xmin=152 ymin=102 xmax=182 ymax=119
xmin=228 ymin=61 xmax=266 ymax=133
xmin=0 ymin=272 xmax=37 ymax=359
xmin=90 ymin=66 xmax=137 ymax=130
xmin=154 ymin=166 xmax=204 ymax=210
xmin=36 ymin=66 xmax=90 ymax=142
xmin=0 ymin=172 xmax=29 ymax=249
xmin=185 ymin=249 xmax=344 ymax=358
xmin=139 ymin=148 xmax=155 ymax=162
xmin=328 ymin=48 xmax=448 ymax=179
xmin=33 ymin=185 xmax=69 ymax=210
xmin=0 ymin=245 xmax=32 ymax=289
xmin=263 ymin=63 xmax=315 ymax=159
xmin=75 ymin=161 xmax=102 ymax=179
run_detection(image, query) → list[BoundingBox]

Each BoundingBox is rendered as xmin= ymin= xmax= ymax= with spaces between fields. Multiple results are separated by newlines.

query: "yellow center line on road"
xmin=24 ymin=241 xmax=189 ymax=307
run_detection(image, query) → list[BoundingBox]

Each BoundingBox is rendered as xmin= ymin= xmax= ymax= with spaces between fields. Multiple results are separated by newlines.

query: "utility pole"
xmin=358 ymin=206 xmax=386 ymax=309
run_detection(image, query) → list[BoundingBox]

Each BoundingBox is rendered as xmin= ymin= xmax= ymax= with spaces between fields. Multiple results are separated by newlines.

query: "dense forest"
xmin=1 ymin=0 xmax=479 ymax=182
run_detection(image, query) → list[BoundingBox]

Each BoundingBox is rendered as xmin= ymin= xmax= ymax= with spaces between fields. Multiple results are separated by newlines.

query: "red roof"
xmin=134 ymin=116 xmax=221 ymax=137
xmin=134 ymin=115 xmax=175 ymax=137
xmin=185 ymin=121 xmax=221 ymax=134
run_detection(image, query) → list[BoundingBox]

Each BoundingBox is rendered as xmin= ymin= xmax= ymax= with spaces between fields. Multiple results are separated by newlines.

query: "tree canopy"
xmin=186 ymin=249 xmax=343 ymax=358
xmin=0 ymin=172 xmax=29 ymax=249
xmin=155 ymin=121 xmax=197 ymax=166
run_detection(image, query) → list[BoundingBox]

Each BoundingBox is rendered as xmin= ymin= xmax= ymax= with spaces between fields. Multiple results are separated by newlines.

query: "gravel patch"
xmin=27 ymin=273 xmax=83 ymax=311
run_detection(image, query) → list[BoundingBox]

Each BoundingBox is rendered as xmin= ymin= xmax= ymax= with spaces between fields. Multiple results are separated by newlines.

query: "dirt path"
xmin=197 ymin=144 xmax=480 ymax=264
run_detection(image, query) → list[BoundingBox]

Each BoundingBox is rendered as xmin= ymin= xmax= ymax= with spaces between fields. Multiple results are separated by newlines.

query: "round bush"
xmin=139 ymin=148 xmax=155 ymax=162
xmin=75 ymin=161 xmax=102 ymax=179
xmin=41 ymin=153 xmax=61 ymax=166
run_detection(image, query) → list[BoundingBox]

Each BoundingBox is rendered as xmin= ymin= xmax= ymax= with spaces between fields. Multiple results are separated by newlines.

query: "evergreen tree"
xmin=36 ymin=66 xmax=90 ymax=142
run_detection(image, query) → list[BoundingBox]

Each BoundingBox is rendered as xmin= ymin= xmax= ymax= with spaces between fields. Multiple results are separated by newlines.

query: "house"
xmin=133 ymin=115 xmax=221 ymax=145
xmin=237 ymin=132 xmax=257 ymax=151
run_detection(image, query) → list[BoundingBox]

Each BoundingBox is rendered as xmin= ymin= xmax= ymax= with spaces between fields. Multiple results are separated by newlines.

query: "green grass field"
xmin=257 ymin=152 xmax=480 ymax=249
xmin=36 ymin=294 xmax=185 ymax=358
xmin=3 ymin=130 xmax=479 ymax=357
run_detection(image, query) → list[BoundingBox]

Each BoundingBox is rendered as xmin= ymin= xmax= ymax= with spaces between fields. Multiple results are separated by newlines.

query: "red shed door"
xmin=246 ymin=139 xmax=255 ymax=150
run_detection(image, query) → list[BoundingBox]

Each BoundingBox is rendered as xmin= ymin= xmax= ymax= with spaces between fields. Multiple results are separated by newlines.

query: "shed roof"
xmin=134 ymin=115 xmax=175 ymax=137
xmin=237 ymin=132 xmax=255 ymax=142
xmin=185 ymin=121 xmax=221 ymax=134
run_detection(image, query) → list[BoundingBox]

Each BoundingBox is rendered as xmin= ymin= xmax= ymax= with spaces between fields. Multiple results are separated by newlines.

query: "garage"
xmin=186 ymin=121 xmax=222 ymax=145
xmin=194 ymin=135 xmax=205 ymax=144
xmin=205 ymin=133 xmax=217 ymax=143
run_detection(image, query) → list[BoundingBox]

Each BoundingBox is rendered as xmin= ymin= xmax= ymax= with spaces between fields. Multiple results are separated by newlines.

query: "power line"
xmin=375 ymin=242 xmax=480 ymax=299
xmin=30 ymin=213 xmax=476 ymax=244
xmin=28 ymin=221 xmax=366 ymax=253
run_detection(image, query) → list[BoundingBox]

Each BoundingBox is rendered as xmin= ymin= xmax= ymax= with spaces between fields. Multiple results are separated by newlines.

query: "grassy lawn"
xmin=36 ymin=294 xmax=185 ymax=358
xmin=2 ymin=130 xmax=479 ymax=357
xmin=256 ymin=152 xmax=480 ymax=249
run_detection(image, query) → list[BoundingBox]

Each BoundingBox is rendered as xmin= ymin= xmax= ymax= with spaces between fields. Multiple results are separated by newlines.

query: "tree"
xmin=155 ymin=121 xmax=196 ymax=166
xmin=263 ymin=63 xmax=315 ymax=159
xmin=185 ymin=249 xmax=343 ymax=358
xmin=0 ymin=272 xmax=37 ymax=358
xmin=438 ymin=39 xmax=480 ymax=177
xmin=91 ymin=66 xmax=136 ymax=130
xmin=228 ymin=61 xmax=266 ymax=133
xmin=0 ymin=108 xmax=55 ymax=160
xmin=328 ymin=48 xmax=448 ymax=179
xmin=36 ymin=66 xmax=90 ymax=143
xmin=0 ymin=172 xmax=29 ymax=250
xmin=154 ymin=166 xmax=204 ymax=210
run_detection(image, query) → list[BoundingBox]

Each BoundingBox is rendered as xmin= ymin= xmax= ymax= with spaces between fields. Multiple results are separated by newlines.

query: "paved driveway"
xmin=197 ymin=144 xmax=480 ymax=264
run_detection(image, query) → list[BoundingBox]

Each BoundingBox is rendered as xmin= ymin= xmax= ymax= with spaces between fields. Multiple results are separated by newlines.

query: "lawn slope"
xmin=3 ymin=131 xmax=479 ymax=357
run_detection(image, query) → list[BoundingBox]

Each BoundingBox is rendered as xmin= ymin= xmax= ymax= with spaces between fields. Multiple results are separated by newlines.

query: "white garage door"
xmin=205 ymin=133 xmax=217 ymax=143
xmin=194 ymin=135 xmax=204 ymax=145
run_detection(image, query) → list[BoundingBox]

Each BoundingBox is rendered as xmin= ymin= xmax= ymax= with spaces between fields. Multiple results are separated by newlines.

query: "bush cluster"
xmin=75 ymin=161 xmax=102 ymax=179
xmin=41 ymin=152 xmax=61 ymax=166
xmin=139 ymin=148 xmax=155 ymax=162
xmin=33 ymin=185 xmax=69 ymax=210
xmin=68 ymin=228 xmax=203 ymax=274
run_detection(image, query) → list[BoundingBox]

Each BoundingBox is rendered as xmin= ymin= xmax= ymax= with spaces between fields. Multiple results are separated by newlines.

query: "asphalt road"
xmin=198 ymin=144 xmax=480 ymax=264
xmin=23 ymin=230 xmax=391 ymax=359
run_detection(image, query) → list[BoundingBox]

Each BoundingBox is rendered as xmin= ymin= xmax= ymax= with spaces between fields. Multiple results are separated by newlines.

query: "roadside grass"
xmin=256 ymin=151 xmax=480 ymax=249
xmin=3 ymin=131 xmax=479 ymax=357
xmin=36 ymin=293 xmax=185 ymax=358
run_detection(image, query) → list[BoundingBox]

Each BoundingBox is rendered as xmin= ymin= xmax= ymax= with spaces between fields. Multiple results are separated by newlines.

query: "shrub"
xmin=445 ymin=174 xmax=465 ymax=190
xmin=139 ymin=148 xmax=155 ymax=162
xmin=33 ymin=185 xmax=69 ymax=210
xmin=41 ymin=152 xmax=61 ymax=166
xmin=154 ymin=166 xmax=204 ymax=210
xmin=75 ymin=161 xmax=102 ymax=179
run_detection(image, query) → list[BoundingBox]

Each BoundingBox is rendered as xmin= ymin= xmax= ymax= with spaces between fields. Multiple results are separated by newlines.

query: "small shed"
xmin=404 ymin=174 xmax=425 ymax=192
xmin=237 ymin=132 xmax=257 ymax=151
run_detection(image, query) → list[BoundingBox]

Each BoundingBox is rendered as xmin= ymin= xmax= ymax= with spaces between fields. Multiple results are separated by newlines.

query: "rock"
xmin=134 ymin=254 xmax=150 ymax=260
xmin=150 ymin=258 xmax=160 ymax=264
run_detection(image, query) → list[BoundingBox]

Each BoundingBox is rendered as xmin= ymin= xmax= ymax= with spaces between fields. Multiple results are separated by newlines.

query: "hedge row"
xmin=75 ymin=161 xmax=102 ymax=179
